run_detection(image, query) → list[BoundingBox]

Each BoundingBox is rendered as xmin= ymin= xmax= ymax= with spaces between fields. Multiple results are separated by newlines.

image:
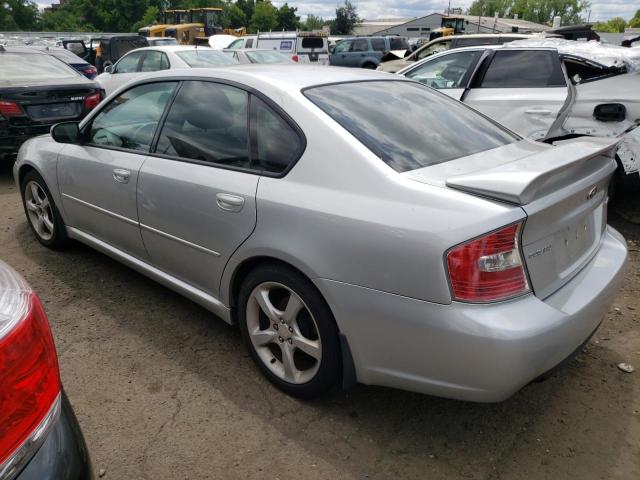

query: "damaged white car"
xmin=397 ymin=39 xmax=640 ymax=178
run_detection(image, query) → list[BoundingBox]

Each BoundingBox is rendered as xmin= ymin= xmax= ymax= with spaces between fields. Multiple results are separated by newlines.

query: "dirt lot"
xmin=1 ymin=162 xmax=639 ymax=480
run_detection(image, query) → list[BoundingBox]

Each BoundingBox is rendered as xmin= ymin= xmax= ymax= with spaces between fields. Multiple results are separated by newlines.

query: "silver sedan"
xmin=14 ymin=66 xmax=627 ymax=401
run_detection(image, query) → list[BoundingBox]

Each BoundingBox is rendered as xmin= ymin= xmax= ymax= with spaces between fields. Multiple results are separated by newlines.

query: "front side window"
xmin=334 ymin=40 xmax=352 ymax=53
xmin=114 ymin=51 xmax=143 ymax=73
xmin=405 ymin=50 xmax=481 ymax=89
xmin=156 ymin=81 xmax=250 ymax=168
xmin=304 ymin=81 xmax=517 ymax=173
xmin=251 ymin=97 xmax=301 ymax=173
xmin=480 ymin=50 xmax=566 ymax=88
xmin=88 ymin=82 xmax=177 ymax=151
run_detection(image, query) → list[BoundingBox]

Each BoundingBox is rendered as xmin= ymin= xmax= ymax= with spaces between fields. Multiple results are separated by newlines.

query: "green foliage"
xmin=467 ymin=0 xmax=590 ymax=25
xmin=593 ymin=17 xmax=626 ymax=33
xmin=276 ymin=3 xmax=299 ymax=31
xmin=330 ymin=0 xmax=359 ymax=35
xmin=302 ymin=14 xmax=325 ymax=31
xmin=235 ymin=0 xmax=254 ymax=23
xmin=249 ymin=0 xmax=277 ymax=33
xmin=223 ymin=3 xmax=246 ymax=29
xmin=132 ymin=5 xmax=161 ymax=32
xmin=1 ymin=0 xmax=40 ymax=30
xmin=628 ymin=9 xmax=640 ymax=28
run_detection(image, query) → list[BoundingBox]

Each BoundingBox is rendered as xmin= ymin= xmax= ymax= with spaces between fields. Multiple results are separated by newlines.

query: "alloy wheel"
xmin=24 ymin=181 xmax=54 ymax=241
xmin=246 ymin=282 xmax=322 ymax=384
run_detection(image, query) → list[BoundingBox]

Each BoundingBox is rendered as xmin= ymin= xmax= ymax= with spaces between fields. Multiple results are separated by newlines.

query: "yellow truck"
xmin=138 ymin=9 xmax=188 ymax=38
xmin=164 ymin=8 xmax=224 ymax=45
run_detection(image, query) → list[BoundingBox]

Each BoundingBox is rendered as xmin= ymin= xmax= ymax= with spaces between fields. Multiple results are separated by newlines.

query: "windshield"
xmin=246 ymin=50 xmax=292 ymax=64
xmin=176 ymin=50 xmax=238 ymax=67
xmin=304 ymin=81 xmax=518 ymax=173
xmin=0 ymin=53 xmax=80 ymax=81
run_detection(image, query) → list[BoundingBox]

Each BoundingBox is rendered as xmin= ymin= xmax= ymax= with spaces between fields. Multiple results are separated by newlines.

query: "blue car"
xmin=34 ymin=46 xmax=98 ymax=79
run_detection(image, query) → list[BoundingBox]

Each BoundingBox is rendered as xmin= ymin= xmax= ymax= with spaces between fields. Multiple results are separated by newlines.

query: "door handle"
xmin=113 ymin=168 xmax=131 ymax=184
xmin=525 ymin=109 xmax=552 ymax=115
xmin=216 ymin=193 xmax=244 ymax=212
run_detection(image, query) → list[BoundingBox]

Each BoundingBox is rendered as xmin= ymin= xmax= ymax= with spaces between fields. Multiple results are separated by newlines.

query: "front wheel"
xmin=238 ymin=264 xmax=341 ymax=399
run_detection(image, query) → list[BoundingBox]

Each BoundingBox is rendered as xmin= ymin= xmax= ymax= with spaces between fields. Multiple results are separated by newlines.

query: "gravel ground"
xmin=1 ymin=162 xmax=639 ymax=480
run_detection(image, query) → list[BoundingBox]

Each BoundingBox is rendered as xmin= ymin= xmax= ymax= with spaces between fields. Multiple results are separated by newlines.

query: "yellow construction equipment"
xmin=164 ymin=7 xmax=224 ymax=45
xmin=137 ymin=9 xmax=188 ymax=38
xmin=429 ymin=17 xmax=466 ymax=40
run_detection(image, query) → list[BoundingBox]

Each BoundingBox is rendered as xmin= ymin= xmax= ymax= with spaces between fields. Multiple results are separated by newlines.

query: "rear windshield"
xmin=389 ymin=37 xmax=409 ymax=50
xmin=301 ymin=37 xmax=324 ymax=49
xmin=304 ymin=81 xmax=517 ymax=173
xmin=176 ymin=50 xmax=238 ymax=67
xmin=0 ymin=53 xmax=79 ymax=81
xmin=246 ymin=50 xmax=292 ymax=64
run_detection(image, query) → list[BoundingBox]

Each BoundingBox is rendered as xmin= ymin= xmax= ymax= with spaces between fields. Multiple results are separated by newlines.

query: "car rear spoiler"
xmin=445 ymin=137 xmax=620 ymax=205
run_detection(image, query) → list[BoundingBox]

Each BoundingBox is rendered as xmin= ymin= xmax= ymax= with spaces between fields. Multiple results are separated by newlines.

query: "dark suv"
xmin=329 ymin=36 xmax=409 ymax=69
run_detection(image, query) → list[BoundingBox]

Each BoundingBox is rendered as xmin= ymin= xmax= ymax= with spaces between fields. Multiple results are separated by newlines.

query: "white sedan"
xmin=95 ymin=45 xmax=238 ymax=95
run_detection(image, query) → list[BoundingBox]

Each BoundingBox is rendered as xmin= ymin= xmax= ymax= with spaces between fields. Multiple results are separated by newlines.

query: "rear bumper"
xmin=318 ymin=226 xmax=627 ymax=402
xmin=17 ymin=392 xmax=93 ymax=480
xmin=0 ymin=123 xmax=53 ymax=155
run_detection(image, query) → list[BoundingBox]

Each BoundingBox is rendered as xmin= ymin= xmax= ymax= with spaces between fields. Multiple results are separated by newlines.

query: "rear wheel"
xmin=21 ymin=170 xmax=68 ymax=249
xmin=362 ymin=62 xmax=377 ymax=69
xmin=238 ymin=264 xmax=340 ymax=398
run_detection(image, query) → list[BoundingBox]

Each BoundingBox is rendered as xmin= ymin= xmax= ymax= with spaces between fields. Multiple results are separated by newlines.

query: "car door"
xmin=137 ymin=80 xmax=260 ymax=296
xmin=349 ymin=38 xmax=370 ymax=67
xmin=99 ymin=50 xmax=145 ymax=96
xmin=462 ymin=49 xmax=569 ymax=140
xmin=57 ymin=81 xmax=178 ymax=259
xmin=330 ymin=39 xmax=352 ymax=66
xmin=403 ymin=49 xmax=483 ymax=100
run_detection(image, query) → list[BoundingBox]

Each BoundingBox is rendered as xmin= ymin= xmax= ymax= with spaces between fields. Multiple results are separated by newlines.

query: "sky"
xmin=270 ymin=1 xmax=638 ymax=22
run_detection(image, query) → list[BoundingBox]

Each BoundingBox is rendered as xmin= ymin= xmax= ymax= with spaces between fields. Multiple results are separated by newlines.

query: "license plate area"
xmin=26 ymin=102 xmax=80 ymax=121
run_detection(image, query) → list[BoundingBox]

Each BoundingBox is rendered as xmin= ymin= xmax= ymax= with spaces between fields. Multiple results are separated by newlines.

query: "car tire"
xmin=362 ymin=62 xmax=377 ymax=69
xmin=21 ymin=170 xmax=69 ymax=249
xmin=237 ymin=263 xmax=341 ymax=399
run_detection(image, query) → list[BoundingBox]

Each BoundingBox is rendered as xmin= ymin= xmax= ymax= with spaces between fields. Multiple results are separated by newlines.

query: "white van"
xmin=255 ymin=31 xmax=329 ymax=64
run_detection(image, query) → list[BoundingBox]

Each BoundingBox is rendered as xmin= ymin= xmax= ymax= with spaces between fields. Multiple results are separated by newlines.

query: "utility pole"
xmin=447 ymin=0 xmax=451 ymax=15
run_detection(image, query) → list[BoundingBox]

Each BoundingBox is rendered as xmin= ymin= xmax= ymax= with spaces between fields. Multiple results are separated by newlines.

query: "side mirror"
xmin=51 ymin=122 xmax=81 ymax=144
xmin=104 ymin=65 xmax=113 ymax=73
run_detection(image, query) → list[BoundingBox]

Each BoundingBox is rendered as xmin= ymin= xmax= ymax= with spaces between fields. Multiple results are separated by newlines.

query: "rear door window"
xmin=480 ymin=50 xmax=566 ymax=88
xmin=371 ymin=38 xmax=386 ymax=52
xmin=352 ymin=39 xmax=369 ymax=52
xmin=155 ymin=81 xmax=250 ymax=169
xmin=140 ymin=51 xmax=169 ymax=72
xmin=245 ymin=38 xmax=254 ymax=48
xmin=304 ymin=81 xmax=517 ymax=173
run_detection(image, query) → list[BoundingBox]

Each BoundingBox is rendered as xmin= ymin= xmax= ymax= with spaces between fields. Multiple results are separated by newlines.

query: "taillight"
xmin=0 ymin=262 xmax=61 ymax=477
xmin=446 ymin=222 xmax=530 ymax=302
xmin=0 ymin=100 xmax=23 ymax=118
xmin=291 ymin=55 xmax=299 ymax=62
xmin=82 ymin=66 xmax=98 ymax=78
xmin=84 ymin=92 xmax=101 ymax=110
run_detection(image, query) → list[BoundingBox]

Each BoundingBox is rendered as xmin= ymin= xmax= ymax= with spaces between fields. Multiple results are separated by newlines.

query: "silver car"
xmin=14 ymin=66 xmax=627 ymax=402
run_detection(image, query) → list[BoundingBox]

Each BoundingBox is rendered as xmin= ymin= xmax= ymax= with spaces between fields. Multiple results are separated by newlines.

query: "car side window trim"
xmin=147 ymin=77 xmax=307 ymax=179
xmin=80 ymin=80 xmax=179 ymax=155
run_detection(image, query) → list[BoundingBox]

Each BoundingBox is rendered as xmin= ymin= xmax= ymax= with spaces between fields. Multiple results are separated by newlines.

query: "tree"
xmin=467 ymin=0 xmax=590 ymax=25
xmin=132 ymin=5 xmax=160 ymax=32
xmin=276 ymin=3 xmax=299 ymax=31
xmin=1 ymin=0 xmax=40 ymax=30
xmin=236 ymin=0 xmax=255 ymax=23
xmin=223 ymin=3 xmax=246 ymax=28
xmin=628 ymin=9 xmax=640 ymax=28
xmin=330 ymin=0 xmax=359 ymax=35
xmin=593 ymin=17 xmax=626 ymax=33
xmin=249 ymin=0 xmax=277 ymax=32
xmin=302 ymin=14 xmax=324 ymax=31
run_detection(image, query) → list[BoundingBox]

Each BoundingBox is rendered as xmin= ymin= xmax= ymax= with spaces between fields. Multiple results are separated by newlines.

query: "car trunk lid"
xmin=404 ymin=137 xmax=620 ymax=299
xmin=0 ymin=85 xmax=93 ymax=122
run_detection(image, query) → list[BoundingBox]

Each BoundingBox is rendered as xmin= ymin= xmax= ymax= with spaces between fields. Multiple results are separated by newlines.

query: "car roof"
xmin=0 ymin=45 xmax=48 ymax=55
xmin=134 ymin=64 xmax=409 ymax=91
xmin=224 ymin=48 xmax=281 ymax=52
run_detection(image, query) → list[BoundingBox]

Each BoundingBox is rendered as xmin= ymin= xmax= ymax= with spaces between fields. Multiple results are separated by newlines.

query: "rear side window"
xmin=371 ymin=38 xmax=386 ymax=52
xmin=156 ymin=81 xmax=250 ymax=169
xmin=304 ymin=81 xmax=517 ymax=173
xmin=480 ymin=50 xmax=566 ymax=88
xmin=301 ymin=37 xmax=324 ymax=49
xmin=251 ymin=97 xmax=302 ymax=173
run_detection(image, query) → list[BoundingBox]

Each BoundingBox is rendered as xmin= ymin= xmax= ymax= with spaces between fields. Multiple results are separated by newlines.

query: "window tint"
xmin=389 ymin=37 xmax=409 ymax=50
xmin=480 ymin=50 xmax=566 ymax=88
xmin=405 ymin=50 xmax=481 ymax=89
xmin=89 ymin=82 xmax=176 ymax=151
xmin=301 ymin=37 xmax=324 ymax=49
xmin=352 ymin=39 xmax=368 ymax=52
xmin=140 ymin=51 xmax=168 ymax=72
xmin=245 ymin=38 xmax=254 ymax=48
xmin=304 ymin=81 xmax=517 ymax=173
xmin=454 ymin=37 xmax=496 ymax=47
xmin=115 ymin=52 xmax=143 ymax=73
xmin=334 ymin=40 xmax=351 ymax=53
xmin=246 ymin=50 xmax=292 ymax=64
xmin=371 ymin=38 xmax=386 ymax=52
xmin=156 ymin=81 xmax=249 ymax=168
xmin=251 ymin=97 xmax=301 ymax=174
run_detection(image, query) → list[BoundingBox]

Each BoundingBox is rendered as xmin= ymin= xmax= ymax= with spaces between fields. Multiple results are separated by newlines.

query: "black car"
xmin=0 ymin=46 xmax=103 ymax=159
xmin=0 ymin=260 xmax=92 ymax=479
xmin=61 ymin=35 xmax=149 ymax=73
